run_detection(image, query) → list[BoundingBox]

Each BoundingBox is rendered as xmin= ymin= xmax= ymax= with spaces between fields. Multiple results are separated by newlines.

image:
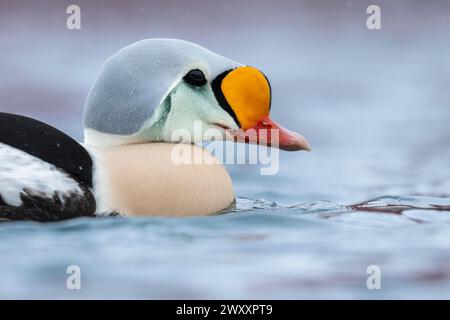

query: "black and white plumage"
xmin=0 ymin=113 xmax=96 ymax=221
xmin=0 ymin=38 xmax=309 ymax=222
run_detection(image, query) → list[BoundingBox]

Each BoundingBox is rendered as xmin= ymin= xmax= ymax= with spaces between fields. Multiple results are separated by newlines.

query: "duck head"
xmin=83 ymin=38 xmax=310 ymax=151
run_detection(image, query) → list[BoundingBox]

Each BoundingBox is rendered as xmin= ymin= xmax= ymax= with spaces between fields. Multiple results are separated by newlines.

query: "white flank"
xmin=0 ymin=142 xmax=82 ymax=206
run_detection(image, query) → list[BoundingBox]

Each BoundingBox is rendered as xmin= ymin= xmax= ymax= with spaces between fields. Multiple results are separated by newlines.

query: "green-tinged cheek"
xmin=137 ymin=96 xmax=171 ymax=141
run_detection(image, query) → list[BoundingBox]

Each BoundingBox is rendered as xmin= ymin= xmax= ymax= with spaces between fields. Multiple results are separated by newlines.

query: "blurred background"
xmin=1 ymin=0 xmax=450 ymax=299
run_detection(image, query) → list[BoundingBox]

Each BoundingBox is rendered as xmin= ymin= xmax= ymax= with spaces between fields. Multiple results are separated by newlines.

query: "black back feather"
xmin=0 ymin=113 xmax=97 ymax=221
xmin=0 ymin=112 xmax=93 ymax=188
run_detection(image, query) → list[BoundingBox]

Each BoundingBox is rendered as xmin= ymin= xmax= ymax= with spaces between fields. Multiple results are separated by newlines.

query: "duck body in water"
xmin=0 ymin=39 xmax=310 ymax=221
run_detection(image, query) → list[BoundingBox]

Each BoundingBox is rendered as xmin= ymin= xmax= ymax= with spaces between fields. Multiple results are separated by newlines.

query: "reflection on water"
xmin=1 ymin=197 xmax=450 ymax=299
xmin=351 ymin=196 xmax=450 ymax=214
xmin=0 ymin=0 xmax=450 ymax=298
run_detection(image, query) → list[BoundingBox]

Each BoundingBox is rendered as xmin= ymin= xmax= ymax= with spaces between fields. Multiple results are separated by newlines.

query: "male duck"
xmin=0 ymin=39 xmax=310 ymax=221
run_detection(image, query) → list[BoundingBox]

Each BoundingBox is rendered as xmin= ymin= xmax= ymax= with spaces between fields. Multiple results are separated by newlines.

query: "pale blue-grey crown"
xmin=83 ymin=38 xmax=240 ymax=135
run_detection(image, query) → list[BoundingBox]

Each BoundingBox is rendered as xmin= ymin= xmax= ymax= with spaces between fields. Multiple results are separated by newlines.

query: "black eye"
xmin=183 ymin=69 xmax=207 ymax=87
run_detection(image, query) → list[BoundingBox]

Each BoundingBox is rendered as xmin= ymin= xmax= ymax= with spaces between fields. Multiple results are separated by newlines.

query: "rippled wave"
xmin=1 ymin=196 xmax=449 ymax=299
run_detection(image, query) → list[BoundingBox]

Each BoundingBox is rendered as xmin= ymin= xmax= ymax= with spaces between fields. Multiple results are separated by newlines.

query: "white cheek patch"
xmin=0 ymin=142 xmax=82 ymax=206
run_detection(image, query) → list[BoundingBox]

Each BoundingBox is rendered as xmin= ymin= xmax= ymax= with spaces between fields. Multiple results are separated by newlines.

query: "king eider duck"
xmin=0 ymin=39 xmax=310 ymax=222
